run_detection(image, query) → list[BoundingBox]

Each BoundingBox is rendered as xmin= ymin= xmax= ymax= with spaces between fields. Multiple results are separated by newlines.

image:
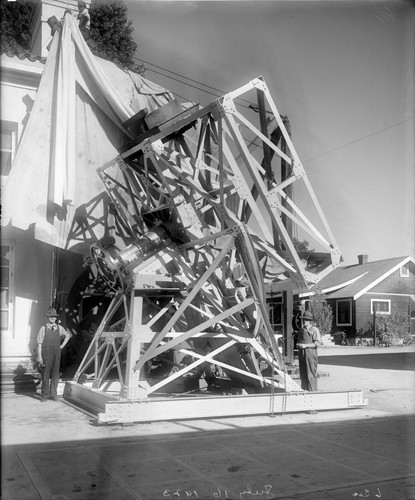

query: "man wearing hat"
xmin=297 ymin=310 xmax=321 ymax=392
xmin=77 ymin=1 xmax=90 ymax=40
xmin=37 ymin=308 xmax=71 ymax=402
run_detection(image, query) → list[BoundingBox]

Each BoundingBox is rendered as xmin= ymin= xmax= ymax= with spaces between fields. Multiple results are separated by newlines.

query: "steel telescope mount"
xmin=64 ymin=77 xmax=366 ymax=423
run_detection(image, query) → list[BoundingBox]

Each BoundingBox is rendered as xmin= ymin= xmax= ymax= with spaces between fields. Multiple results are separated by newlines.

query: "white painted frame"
xmin=400 ymin=265 xmax=409 ymax=278
xmin=371 ymin=298 xmax=391 ymax=315
xmin=0 ymin=241 xmax=15 ymax=337
xmin=0 ymin=120 xmax=18 ymax=186
xmin=336 ymin=299 xmax=352 ymax=326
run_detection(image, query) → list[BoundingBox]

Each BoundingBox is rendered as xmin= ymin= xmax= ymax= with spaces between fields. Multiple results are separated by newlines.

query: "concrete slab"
xmin=2 ymin=347 xmax=415 ymax=500
xmin=2 ymin=417 xmax=414 ymax=499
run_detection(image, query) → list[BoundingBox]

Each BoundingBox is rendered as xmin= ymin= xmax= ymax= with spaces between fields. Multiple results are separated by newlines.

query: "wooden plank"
xmin=63 ymin=382 xmax=367 ymax=424
xmin=123 ymin=108 xmax=148 ymax=137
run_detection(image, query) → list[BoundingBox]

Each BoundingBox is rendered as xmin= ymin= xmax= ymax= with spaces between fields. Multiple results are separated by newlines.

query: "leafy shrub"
xmin=1 ymin=0 xmax=33 ymax=53
xmin=309 ymin=288 xmax=333 ymax=337
xmin=355 ymin=337 xmax=374 ymax=347
xmin=89 ymin=0 xmax=144 ymax=73
xmin=333 ymin=331 xmax=348 ymax=345
xmin=375 ymin=311 xmax=411 ymax=346
xmin=357 ymin=310 xmax=411 ymax=346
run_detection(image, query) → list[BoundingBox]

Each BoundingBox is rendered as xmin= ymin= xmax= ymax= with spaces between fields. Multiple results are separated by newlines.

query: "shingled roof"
xmin=300 ymin=256 xmax=414 ymax=300
xmin=1 ymin=47 xmax=46 ymax=64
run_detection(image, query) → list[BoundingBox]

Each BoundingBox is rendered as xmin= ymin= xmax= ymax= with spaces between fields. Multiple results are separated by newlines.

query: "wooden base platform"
xmin=64 ymin=381 xmax=367 ymax=425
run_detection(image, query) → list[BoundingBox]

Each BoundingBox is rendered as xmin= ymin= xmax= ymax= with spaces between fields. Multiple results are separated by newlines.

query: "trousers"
xmin=41 ymin=342 xmax=61 ymax=398
xmin=298 ymin=348 xmax=318 ymax=391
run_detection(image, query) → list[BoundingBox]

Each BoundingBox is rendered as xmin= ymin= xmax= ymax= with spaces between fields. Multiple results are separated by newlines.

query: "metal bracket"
xmin=221 ymin=95 xmax=237 ymax=114
xmin=252 ymin=77 xmax=267 ymax=93
xmin=231 ymin=173 xmax=250 ymax=199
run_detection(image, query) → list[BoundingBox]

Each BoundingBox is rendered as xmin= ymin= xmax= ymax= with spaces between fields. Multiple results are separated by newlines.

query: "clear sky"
xmin=125 ymin=0 xmax=414 ymax=266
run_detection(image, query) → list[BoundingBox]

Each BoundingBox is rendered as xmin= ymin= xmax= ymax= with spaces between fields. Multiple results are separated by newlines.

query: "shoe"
xmin=40 ymin=397 xmax=48 ymax=403
xmin=50 ymin=397 xmax=59 ymax=402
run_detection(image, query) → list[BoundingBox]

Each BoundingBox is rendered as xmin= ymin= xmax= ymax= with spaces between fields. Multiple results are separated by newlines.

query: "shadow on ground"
xmin=2 ymin=414 xmax=415 ymax=500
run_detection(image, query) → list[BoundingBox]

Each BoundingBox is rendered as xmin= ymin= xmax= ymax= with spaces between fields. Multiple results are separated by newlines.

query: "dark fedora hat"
xmin=47 ymin=307 xmax=59 ymax=317
xmin=301 ymin=311 xmax=315 ymax=321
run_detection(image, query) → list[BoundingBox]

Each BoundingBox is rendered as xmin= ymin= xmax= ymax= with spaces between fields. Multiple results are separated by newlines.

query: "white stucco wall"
xmin=1 ymin=226 xmax=83 ymax=362
xmin=0 ymin=55 xmax=43 ymax=159
xmin=30 ymin=0 xmax=91 ymax=58
xmin=1 ymin=55 xmax=85 ymax=364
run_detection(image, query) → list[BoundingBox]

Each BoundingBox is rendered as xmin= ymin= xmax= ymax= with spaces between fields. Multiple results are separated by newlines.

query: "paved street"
xmin=2 ymin=346 xmax=415 ymax=500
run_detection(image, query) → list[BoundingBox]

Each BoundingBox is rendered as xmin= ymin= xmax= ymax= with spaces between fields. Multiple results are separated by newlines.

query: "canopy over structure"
xmin=1 ymin=11 xmax=175 ymax=254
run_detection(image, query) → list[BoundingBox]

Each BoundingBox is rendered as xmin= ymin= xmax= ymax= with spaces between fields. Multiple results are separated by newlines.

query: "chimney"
xmin=358 ymin=254 xmax=368 ymax=265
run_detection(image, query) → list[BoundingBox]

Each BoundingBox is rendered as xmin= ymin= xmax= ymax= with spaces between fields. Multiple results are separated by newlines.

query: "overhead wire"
xmin=302 ymin=116 xmax=414 ymax=164
xmin=139 ymin=58 xmax=230 ymax=97
xmin=137 ymin=58 xmax=414 ymax=167
xmin=136 ymin=57 xmax=260 ymax=112
xmin=143 ymin=66 xmax=221 ymax=100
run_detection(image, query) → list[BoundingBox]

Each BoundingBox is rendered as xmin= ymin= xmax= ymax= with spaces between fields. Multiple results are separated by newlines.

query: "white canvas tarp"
xmin=1 ymin=11 xmax=174 ymax=253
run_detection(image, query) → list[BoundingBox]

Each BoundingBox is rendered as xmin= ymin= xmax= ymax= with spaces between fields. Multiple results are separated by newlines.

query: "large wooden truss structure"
xmin=64 ymin=77 xmax=366 ymax=423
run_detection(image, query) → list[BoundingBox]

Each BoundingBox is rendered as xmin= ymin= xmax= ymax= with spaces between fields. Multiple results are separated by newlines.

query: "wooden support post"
xmin=121 ymin=291 xmax=144 ymax=399
xmin=256 ymin=88 xmax=272 ymax=186
xmin=280 ymin=122 xmax=293 ymax=241
xmin=280 ymin=117 xmax=294 ymax=364
xmin=283 ymin=290 xmax=294 ymax=364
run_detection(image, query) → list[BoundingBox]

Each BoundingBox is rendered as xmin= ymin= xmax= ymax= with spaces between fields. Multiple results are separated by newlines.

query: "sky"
xmin=124 ymin=0 xmax=414 ymax=266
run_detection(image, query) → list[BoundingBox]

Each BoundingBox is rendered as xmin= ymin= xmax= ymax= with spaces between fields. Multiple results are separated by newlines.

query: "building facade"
xmin=300 ymin=256 xmax=415 ymax=343
xmin=1 ymin=0 xmax=88 ymax=366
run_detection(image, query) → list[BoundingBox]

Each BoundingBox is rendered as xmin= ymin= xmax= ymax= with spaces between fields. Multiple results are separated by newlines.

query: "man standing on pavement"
xmin=37 ymin=308 xmax=71 ymax=402
xmin=297 ymin=311 xmax=321 ymax=391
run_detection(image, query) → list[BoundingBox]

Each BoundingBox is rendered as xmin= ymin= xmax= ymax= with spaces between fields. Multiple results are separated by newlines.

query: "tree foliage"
xmin=373 ymin=310 xmax=411 ymax=346
xmin=0 ymin=0 xmax=33 ymax=53
xmin=89 ymin=0 xmax=143 ymax=73
xmin=293 ymin=238 xmax=314 ymax=254
xmin=309 ymin=287 xmax=333 ymax=337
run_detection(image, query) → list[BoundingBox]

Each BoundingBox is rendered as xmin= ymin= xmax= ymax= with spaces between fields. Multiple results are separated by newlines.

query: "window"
xmin=400 ymin=265 xmax=409 ymax=278
xmin=371 ymin=299 xmax=391 ymax=315
xmin=336 ymin=299 xmax=352 ymax=326
xmin=269 ymin=302 xmax=282 ymax=329
xmin=1 ymin=243 xmax=14 ymax=333
xmin=1 ymin=121 xmax=18 ymax=185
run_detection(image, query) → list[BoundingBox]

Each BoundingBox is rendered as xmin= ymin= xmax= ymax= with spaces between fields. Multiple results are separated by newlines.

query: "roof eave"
xmin=353 ymin=256 xmax=414 ymax=300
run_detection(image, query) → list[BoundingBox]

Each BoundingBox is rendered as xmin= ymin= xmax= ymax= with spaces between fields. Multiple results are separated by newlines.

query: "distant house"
xmin=299 ymin=255 xmax=415 ymax=342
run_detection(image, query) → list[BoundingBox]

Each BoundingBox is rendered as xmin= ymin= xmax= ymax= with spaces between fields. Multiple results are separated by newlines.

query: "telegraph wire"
xmin=243 ymin=116 xmax=415 ymax=164
xmin=143 ymin=66 xmax=222 ymax=100
xmin=144 ymin=66 xmax=256 ymax=112
xmin=303 ymin=116 xmax=414 ymax=164
xmin=136 ymin=57 xmax=260 ymax=111
xmin=139 ymin=58 xmax=230 ymax=97
xmin=136 ymin=58 xmax=414 ymax=164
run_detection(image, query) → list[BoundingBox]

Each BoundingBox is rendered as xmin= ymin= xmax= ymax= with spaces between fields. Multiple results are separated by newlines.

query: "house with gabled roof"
xmin=299 ymin=255 xmax=415 ymax=342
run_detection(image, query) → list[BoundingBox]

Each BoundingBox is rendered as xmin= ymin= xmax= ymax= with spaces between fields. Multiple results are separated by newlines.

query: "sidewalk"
xmin=2 ymin=348 xmax=415 ymax=499
xmin=319 ymin=344 xmax=415 ymax=356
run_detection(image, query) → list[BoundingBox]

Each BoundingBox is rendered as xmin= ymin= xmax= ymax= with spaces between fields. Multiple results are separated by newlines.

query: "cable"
xmin=303 ymin=116 xmax=414 ymax=163
xmin=137 ymin=57 xmax=260 ymax=111
xmin=145 ymin=67 xmax=222 ymax=100
xmin=138 ymin=59 xmax=414 ymax=168
xmin=139 ymin=58 xmax=231 ymax=97
xmin=145 ymin=66 xmax=256 ymax=112
xmin=243 ymin=115 xmax=414 ymax=165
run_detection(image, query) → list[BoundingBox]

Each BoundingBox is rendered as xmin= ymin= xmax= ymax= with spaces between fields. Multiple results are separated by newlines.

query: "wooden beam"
xmin=64 ymin=382 xmax=368 ymax=425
